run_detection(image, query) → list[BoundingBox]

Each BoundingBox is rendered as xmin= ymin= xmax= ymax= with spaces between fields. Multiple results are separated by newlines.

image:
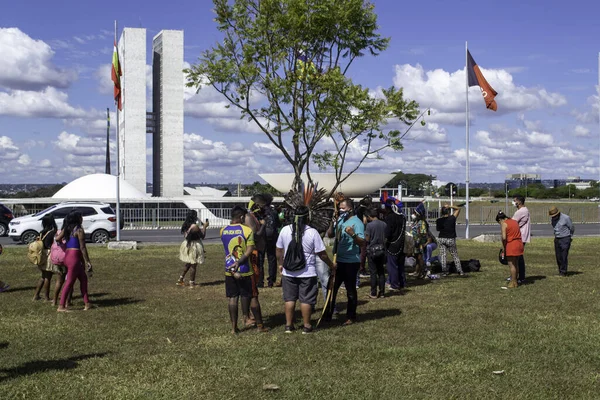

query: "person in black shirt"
xmin=33 ymin=214 xmax=60 ymax=302
xmin=435 ymin=204 xmax=465 ymax=276
xmin=381 ymin=195 xmax=406 ymax=291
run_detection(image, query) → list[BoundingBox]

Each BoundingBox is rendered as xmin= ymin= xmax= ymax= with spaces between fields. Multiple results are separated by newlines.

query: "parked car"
xmin=9 ymin=201 xmax=118 ymax=244
xmin=0 ymin=203 xmax=14 ymax=237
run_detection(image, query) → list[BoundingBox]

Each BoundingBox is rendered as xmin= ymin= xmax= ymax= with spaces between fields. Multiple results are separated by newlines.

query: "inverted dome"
xmin=259 ymin=173 xmax=394 ymax=198
xmin=53 ymin=174 xmax=148 ymax=200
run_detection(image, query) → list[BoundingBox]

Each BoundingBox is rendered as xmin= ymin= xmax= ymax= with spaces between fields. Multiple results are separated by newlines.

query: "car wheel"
xmin=91 ymin=229 xmax=110 ymax=243
xmin=0 ymin=223 xmax=7 ymax=237
xmin=21 ymin=230 xmax=38 ymax=245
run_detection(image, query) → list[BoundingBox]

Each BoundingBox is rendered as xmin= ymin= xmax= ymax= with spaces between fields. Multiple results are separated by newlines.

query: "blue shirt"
xmin=552 ymin=214 xmax=574 ymax=239
xmin=334 ymin=215 xmax=364 ymax=263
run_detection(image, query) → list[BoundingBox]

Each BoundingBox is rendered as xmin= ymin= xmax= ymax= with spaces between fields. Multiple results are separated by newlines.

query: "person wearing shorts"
xmin=221 ymin=206 xmax=269 ymax=334
xmin=276 ymin=206 xmax=335 ymax=334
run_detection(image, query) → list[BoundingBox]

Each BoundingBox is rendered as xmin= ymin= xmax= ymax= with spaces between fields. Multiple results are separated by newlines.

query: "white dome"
xmin=53 ymin=174 xmax=148 ymax=200
xmin=259 ymin=173 xmax=394 ymax=198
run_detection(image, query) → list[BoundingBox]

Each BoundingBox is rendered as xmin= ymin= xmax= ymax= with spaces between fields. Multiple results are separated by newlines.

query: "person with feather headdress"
xmin=276 ymin=205 xmax=335 ymax=334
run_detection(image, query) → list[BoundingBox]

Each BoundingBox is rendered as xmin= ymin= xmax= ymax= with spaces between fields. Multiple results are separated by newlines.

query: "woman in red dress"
xmin=496 ymin=211 xmax=524 ymax=288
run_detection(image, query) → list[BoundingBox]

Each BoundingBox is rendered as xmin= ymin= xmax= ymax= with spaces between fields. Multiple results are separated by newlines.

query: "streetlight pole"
xmin=505 ymin=182 xmax=509 ymax=214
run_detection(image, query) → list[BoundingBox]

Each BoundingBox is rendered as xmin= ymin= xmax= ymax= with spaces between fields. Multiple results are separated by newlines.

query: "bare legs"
xmin=34 ymin=271 xmax=53 ymax=301
xmin=285 ymin=301 xmax=312 ymax=329
xmin=507 ymin=256 xmax=518 ymax=288
xmin=178 ymin=263 xmax=198 ymax=286
xmin=228 ymin=296 xmax=252 ymax=334
xmin=52 ymin=273 xmax=66 ymax=306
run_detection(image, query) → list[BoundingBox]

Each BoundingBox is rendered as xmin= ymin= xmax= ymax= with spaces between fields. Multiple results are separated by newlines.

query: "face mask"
xmin=338 ymin=211 xmax=349 ymax=220
xmin=411 ymin=214 xmax=417 ymax=221
xmin=512 ymin=201 xmax=517 ymax=207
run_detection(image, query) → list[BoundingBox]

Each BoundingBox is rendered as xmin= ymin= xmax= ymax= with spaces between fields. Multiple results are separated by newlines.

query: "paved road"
xmin=2 ymin=223 xmax=598 ymax=247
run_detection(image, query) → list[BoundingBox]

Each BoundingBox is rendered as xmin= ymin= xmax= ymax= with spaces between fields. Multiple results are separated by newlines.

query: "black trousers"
xmin=368 ymin=253 xmax=386 ymax=296
xmin=327 ymin=262 xmax=360 ymax=321
xmin=517 ymin=242 xmax=526 ymax=281
xmin=554 ymin=237 xmax=571 ymax=275
xmin=258 ymin=239 xmax=278 ymax=286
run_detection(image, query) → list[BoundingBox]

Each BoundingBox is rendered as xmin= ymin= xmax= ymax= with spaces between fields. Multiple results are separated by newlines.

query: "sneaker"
xmin=188 ymin=281 xmax=199 ymax=289
xmin=425 ymin=261 xmax=431 ymax=267
xmin=175 ymin=280 xmax=186 ymax=286
xmin=284 ymin=325 xmax=296 ymax=334
xmin=506 ymin=276 xmax=512 ymax=282
xmin=302 ymin=326 xmax=313 ymax=335
xmin=428 ymin=274 xmax=439 ymax=280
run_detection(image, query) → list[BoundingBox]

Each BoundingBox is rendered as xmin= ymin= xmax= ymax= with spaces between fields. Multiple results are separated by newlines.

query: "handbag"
xmin=403 ymin=232 xmax=414 ymax=255
xmin=367 ymin=243 xmax=385 ymax=258
xmin=498 ymin=248 xmax=508 ymax=265
xmin=51 ymin=232 xmax=67 ymax=266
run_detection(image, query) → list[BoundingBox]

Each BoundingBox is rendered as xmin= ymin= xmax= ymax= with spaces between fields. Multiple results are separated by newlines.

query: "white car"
xmin=9 ymin=201 xmax=118 ymax=244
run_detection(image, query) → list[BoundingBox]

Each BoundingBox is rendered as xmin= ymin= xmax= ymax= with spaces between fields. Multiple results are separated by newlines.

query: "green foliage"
xmin=185 ymin=0 xmax=419 ymax=196
xmin=385 ymin=172 xmax=435 ymax=196
xmin=243 ymin=181 xmax=282 ymax=196
xmin=0 ymin=184 xmax=64 ymax=198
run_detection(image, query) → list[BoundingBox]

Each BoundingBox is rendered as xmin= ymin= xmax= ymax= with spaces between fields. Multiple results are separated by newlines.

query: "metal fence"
xmin=7 ymin=204 xmax=599 ymax=230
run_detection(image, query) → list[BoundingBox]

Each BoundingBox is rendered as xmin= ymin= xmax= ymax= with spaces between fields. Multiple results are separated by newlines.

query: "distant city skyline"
xmin=0 ymin=0 xmax=599 ymax=185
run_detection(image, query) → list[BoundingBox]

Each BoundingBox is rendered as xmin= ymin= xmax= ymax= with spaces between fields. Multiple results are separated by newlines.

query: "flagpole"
xmin=465 ymin=41 xmax=470 ymax=239
xmin=105 ymin=108 xmax=111 ymax=174
xmin=115 ymin=20 xmax=121 ymax=242
xmin=598 ymin=52 xmax=600 ymax=202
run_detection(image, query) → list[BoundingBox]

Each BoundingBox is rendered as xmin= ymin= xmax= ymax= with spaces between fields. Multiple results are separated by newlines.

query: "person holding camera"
xmin=435 ymin=204 xmax=465 ymax=276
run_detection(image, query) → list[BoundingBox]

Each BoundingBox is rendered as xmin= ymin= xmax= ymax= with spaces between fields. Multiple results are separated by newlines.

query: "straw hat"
xmin=548 ymin=206 xmax=560 ymax=217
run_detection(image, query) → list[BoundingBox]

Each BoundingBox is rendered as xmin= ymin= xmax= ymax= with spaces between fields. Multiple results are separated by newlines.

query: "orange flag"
xmin=467 ymin=50 xmax=497 ymax=111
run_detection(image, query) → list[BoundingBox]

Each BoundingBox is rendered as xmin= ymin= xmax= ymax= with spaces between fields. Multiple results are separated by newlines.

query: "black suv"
xmin=0 ymin=203 xmax=14 ymax=236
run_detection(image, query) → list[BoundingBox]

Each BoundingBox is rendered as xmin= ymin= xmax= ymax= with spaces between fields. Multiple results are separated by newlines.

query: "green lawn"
xmin=1 ymin=238 xmax=599 ymax=399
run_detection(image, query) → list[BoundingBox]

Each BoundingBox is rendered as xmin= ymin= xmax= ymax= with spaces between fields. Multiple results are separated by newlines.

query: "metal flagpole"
xmin=115 ymin=20 xmax=121 ymax=242
xmin=598 ymin=52 xmax=600 ymax=202
xmin=465 ymin=41 xmax=470 ymax=239
xmin=105 ymin=108 xmax=111 ymax=174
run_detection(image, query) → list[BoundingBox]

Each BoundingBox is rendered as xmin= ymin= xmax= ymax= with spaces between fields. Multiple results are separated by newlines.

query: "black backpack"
xmin=283 ymin=237 xmax=306 ymax=272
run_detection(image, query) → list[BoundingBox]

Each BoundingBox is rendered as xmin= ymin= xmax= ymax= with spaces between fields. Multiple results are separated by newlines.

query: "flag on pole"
xmin=467 ymin=50 xmax=497 ymax=111
xmin=112 ymin=41 xmax=122 ymax=111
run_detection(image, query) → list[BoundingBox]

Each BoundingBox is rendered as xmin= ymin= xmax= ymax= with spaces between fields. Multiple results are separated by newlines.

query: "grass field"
xmin=1 ymin=238 xmax=600 ymax=399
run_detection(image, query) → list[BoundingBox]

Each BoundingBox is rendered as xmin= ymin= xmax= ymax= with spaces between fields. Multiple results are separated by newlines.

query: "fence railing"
xmin=7 ymin=204 xmax=599 ymax=230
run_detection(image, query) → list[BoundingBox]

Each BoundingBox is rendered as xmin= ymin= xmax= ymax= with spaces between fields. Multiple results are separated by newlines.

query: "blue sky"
xmin=1 ymin=0 xmax=599 ymax=186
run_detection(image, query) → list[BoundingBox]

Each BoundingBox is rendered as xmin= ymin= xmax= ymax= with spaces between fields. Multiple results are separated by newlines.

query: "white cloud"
xmin=17 ymin=154 xmax=31 ymax=166
xmin=0 ymin=28 xmax=76 ymax=90
xmin=573 ymin=125 xmax=591 ymax=138
xmin=0 ymin=87 xmax=98 ymax=119
xmin=393 ymin=64 xmax=567 ymax=124
xmin=526 ymin=131 xmax=554 ymax=147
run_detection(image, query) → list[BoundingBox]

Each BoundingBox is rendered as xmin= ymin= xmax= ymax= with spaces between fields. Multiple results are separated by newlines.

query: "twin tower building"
xmin=117 ymin=28 xmax=184 ymax=197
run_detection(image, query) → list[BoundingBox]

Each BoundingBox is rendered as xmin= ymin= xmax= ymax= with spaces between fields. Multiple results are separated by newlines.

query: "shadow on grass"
xmin=318 ymin=308 xmax=402 ymax=330
xmin=521 ymin=275 xmax=546 ymax=285
xmin=71 ymin=292 xmax=111 ymax=300
xmin=567 ymin=271 xmax=583 ymax=277
xmin=0 ymin=352 xmax=109 ymax=383
xmin=201 ymin=280 xmax=225 ymax=287
xmin=5 ymin=286 xmax=36 ymax=293
xmin=406 ymin=278 xmax=432 ymax=287
xmin=0 ymin=342 xmax=8 ymax=350
xmin=90 ymin=297 xmax=144 ymax=308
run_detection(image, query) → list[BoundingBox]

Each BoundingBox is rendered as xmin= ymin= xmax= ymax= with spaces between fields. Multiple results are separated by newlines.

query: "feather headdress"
xmin=283 ymin=181 xmax=333 ymax=232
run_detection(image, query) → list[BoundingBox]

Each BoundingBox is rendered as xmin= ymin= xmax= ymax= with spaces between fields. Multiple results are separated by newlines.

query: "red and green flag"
xmin=112 ymin=41 xmax=122 ymax=111
xmin=467 ymin=50 xmax=497 ymax=111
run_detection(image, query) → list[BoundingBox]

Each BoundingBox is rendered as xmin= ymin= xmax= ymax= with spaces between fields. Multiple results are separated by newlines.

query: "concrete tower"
xmin=152 ymin=30 xmax=184 ymax=197
xmin=117 ymin=28 xmax=147 ymax=194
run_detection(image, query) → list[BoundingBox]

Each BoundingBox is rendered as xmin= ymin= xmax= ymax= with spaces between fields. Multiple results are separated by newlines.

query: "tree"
xmin=385 ymin=172 xmax=436 ymax=196
xmin=243 ymin=181 xmax=282 ymax=196
xmin=186 ymin=0 xmax=421 ymax=197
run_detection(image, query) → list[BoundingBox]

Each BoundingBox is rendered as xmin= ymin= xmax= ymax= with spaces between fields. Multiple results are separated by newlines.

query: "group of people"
xmin=27 ymin=211 xmax=94 ymax=311
xmin=209 ymin=193 xmax=483 ymax=334
xmin=497 ymin=196 xmax=575 ymax=288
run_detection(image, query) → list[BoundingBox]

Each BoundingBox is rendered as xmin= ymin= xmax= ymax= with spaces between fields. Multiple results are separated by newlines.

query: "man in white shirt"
xmin=512 ymin=195 xmax=531 ymax=283
xmin=276 ymin=206 xmax=335 ymax=334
